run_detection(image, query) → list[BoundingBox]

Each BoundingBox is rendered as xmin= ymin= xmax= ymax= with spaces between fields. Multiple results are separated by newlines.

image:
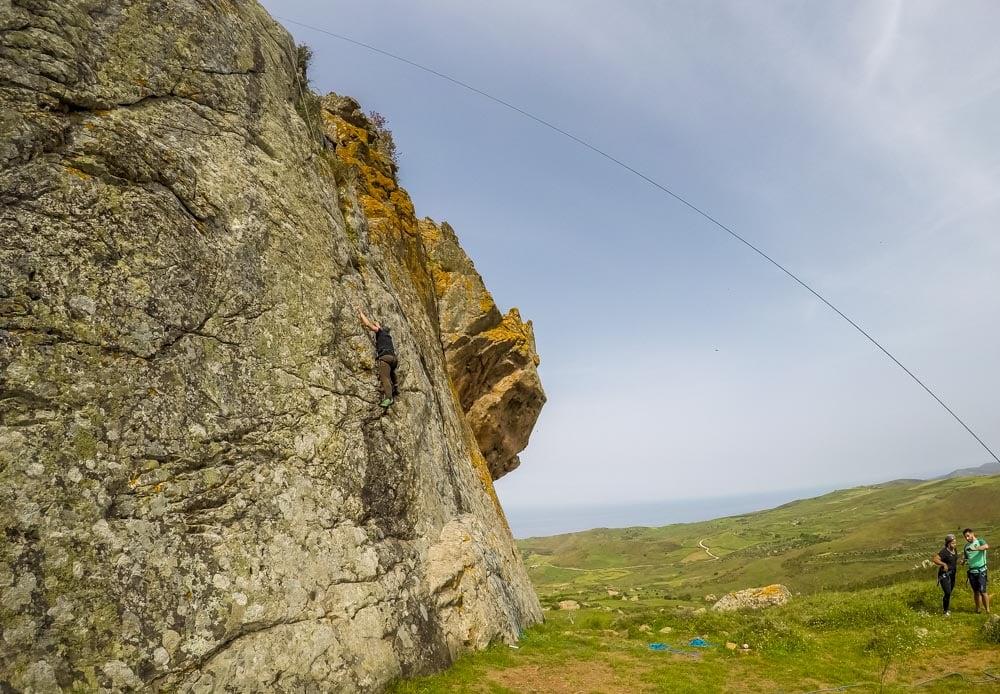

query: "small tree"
xmin=296 ymin=44 xmax=313 ymax=83
xmin=368 ymin=110 xmax=400 ymax=166
xmin=864 ymin=627 xmax=913 ymax=693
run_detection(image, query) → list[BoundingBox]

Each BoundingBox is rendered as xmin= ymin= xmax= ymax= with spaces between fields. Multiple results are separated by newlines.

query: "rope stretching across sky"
xmin=276 ymin=15 xmax=1000 ymax=466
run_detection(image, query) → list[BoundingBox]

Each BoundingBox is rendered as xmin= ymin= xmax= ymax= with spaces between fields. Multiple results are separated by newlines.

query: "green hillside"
xmin=390 ymin=476 xmax=1000 ymax=693
xmin=519 ymin=475 xmax=1000 ymax=600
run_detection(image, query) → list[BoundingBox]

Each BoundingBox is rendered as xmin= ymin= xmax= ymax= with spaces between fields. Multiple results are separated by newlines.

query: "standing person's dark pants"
xmin=940 ymin=570 xmax=957 ymax=613
xmin=377 ymin=354 xmax=398 ymax=400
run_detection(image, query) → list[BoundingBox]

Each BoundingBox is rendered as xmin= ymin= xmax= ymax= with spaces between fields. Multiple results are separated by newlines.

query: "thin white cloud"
xmin=863 ymin=0 xmax=903 ymax=87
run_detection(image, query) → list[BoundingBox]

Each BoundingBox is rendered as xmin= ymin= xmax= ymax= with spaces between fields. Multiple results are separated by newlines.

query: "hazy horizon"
xmin=505 ymin=485 xmax=833 ymax=538
xmin=504 ymin=460 xmax=999 ymax=537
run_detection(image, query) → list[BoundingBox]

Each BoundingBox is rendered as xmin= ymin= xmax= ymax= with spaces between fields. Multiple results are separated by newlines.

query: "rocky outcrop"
xmin=712 ymin=585 xmax=792 ymax=612
xmin=320 ymin=99 xmax=546 ymax=480
xmin=0 ymin=2 xmax=542 ymax=692
xmin=419 ymin=221 xmax=545 ymax=480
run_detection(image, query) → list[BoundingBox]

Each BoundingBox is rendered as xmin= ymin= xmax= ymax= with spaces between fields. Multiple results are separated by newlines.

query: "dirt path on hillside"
xmin=699 ymin=539 xmax=720 ymax=560
xmin=483 ymin=657 xmax=656 ymax=693
xmin=529 ymin=562 xmax=657 ymax=572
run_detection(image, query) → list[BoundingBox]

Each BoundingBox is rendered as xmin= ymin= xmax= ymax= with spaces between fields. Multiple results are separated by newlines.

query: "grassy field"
xmin=390 ymin=582 xmax=999 ymax=693
xmin=389 ymin=476 xmax=1000 ymax=692
xmin=521 ymin=475 xmax=1000 ymax=599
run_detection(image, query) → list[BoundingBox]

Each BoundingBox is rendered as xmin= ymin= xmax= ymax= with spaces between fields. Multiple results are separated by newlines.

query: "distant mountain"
xmin=935 ymin=462 xmax=1000 ymax=479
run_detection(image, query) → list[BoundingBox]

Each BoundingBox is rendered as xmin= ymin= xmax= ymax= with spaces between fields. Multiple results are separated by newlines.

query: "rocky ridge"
xmin=0 ymin=1 xmax=543 ymax=692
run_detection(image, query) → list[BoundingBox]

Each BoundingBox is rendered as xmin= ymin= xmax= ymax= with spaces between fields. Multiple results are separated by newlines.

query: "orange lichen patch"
xmin=482 ymin=311 xmax=535 ymax=352
xmin=417 ymin=219 xmax=442 ymax=243
xmin=326 ymin=115 xmax=369 ymax=145
xmin=388 ymin=190 xmax=414 ymax=217
xmin=478 ymin=293 xmax=496 ymax=315
xmin=360 ymin=195 xmax=388 ymax=220
xmin=431 ymin=268 xmax=451 ymax=297
xmin=63 ymin=165 xmax=92 ymax=180
xmin=471 ymin=447 xmax=505 ymax=521
xmin=369 ymin=165 xmax=396 ymax=190
xmin=322 ymin=109 xmax=420 ymax=250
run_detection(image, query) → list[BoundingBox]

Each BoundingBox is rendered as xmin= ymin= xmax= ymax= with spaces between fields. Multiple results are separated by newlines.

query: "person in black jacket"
xmin=356 ymin=306 xmax=397 ymax=407
xmin=932 ymin=534 xmax=959 ymax=615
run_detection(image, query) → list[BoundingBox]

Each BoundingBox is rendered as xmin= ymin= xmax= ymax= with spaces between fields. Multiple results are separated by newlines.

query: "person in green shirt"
xmin=962 ymin=528 xmax=990 ymax=614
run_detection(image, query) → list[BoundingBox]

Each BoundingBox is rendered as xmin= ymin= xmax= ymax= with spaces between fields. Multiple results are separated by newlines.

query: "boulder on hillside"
xmin=712 ymin=584 xmax=792 ymax=611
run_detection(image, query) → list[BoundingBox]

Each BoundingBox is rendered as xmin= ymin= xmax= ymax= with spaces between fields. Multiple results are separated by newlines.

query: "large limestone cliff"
xmin=0 ymin=2 xmax=543 ymax=692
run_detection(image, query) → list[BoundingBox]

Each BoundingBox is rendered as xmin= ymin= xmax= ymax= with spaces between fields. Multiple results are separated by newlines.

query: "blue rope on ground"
xmin=647 ymin=643 xmax=702 ymax=658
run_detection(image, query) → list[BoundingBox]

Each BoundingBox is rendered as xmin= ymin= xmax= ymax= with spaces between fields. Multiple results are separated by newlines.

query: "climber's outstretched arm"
xmin=355 ymin=306 xmax=379 ymax=332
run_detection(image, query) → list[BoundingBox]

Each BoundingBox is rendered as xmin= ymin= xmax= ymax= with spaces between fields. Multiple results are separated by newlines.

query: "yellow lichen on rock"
xmin=322 ymin=95 xmax=546 ymax=482
xmin=419 ymin=220 xmax=546 ymax=479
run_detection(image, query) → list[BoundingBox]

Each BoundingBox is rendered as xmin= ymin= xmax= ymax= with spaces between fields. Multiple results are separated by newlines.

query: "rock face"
xmin=0 ymin=2 xmax=542 ymax=692
xmin=320 ymin=98 xmax=546 ymax=481
xmin=420 ymin=221 xmax=545 ymax=480
xmin=712 ymin=585 xmax=792 ymax=612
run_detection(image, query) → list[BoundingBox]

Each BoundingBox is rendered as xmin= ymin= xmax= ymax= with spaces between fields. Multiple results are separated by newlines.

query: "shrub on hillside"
xmin=984 ymin=615 xmax=1000 ymax=644
xmin=368 ymin=110 xmax=400 ymax=167
xmin=296 ymin=44 xmax=313 ymax=82
xmin=727 ymin=615 xmax=810 ymax=654
xmin=805 ymin=594 xmax=913 ymax=630
xmin=864 ymin=626 xmax=915 ymax=692
xmin=671 ymin=608 xmax=810 ymax=654
xmin=292 ymin=43 xmax=322 ymax=139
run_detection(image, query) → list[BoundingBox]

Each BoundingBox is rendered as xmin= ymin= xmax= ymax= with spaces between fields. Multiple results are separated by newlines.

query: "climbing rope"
xmin=287 ymin=40 xmax=320 ymax=146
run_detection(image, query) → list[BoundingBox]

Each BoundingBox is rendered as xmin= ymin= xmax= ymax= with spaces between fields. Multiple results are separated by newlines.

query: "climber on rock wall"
xmin=356 ymin=306 xmax=398 ymax=407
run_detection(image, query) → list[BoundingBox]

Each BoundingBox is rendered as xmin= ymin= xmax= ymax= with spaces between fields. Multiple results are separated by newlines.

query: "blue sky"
xmin=260 ymin=1 xmax=1000 ymax=508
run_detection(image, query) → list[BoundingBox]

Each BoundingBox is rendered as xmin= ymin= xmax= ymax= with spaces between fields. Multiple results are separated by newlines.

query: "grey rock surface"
xmin=0 ymin=1 xmax=542 ymax=691
xmin=711 ymin=585 xmax=792 ymax=612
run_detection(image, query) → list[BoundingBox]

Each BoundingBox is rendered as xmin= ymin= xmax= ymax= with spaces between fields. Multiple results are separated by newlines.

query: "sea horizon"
xmin=503 ymin=485 xmax=835 ymax=539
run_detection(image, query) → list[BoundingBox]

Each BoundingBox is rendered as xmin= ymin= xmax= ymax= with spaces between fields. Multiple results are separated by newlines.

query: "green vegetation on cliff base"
xmin=390 ymin=475 xmax=1000 ymax=692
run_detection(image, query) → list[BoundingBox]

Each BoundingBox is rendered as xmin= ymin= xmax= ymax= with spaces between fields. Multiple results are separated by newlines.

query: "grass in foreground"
xmin=389 ymin=581 xmax=1000 ymax=693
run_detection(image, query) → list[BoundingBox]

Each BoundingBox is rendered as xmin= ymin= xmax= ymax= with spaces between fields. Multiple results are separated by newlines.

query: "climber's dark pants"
xmin=377 ymin=354 xmax=398 ymax=400
xmin=940 ymin=571 xmax=956 ymax=612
